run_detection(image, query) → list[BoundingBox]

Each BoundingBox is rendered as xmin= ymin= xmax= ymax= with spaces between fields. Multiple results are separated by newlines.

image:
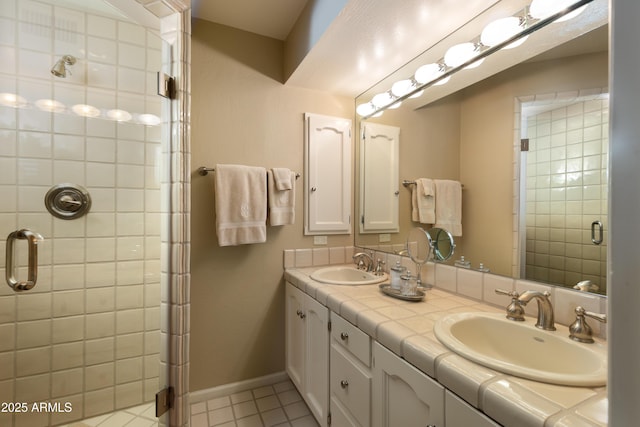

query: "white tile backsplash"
xmin=283 ymin=246 xmax=607 ymax=337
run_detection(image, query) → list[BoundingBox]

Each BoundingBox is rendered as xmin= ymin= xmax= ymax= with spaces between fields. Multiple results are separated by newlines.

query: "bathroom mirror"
xmin=428 ymin=228 xmax=456 ymax=262
xmin=354 ymin=0 xmax=609 ymax=295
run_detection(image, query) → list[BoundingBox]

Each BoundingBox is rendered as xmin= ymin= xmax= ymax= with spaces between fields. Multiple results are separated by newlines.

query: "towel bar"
xmin=198 ymin=166 xmax=301 ymax=179
xmin=402 ymin=179 xmax=464 ymax=188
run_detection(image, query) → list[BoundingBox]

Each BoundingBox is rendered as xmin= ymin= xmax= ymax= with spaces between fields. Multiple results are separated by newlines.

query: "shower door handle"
xmin=5 ymin=229 xmax=44 ymax=292
xmin=591 ymin=220 xmax=603 ymax=245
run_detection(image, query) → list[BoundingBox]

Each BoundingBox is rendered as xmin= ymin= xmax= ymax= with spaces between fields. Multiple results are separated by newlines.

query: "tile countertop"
xmin=284 ymin=266 xmax=608 ymax=427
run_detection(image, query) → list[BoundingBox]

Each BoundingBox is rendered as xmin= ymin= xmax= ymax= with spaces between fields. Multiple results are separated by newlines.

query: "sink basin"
xmin=310 ymin=266 xmax=387 ymax=285
xmin=434 ymin=312 xmax=607 ymax=386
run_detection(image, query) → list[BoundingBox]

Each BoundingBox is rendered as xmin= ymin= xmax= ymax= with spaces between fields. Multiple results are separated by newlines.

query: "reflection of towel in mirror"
xmin=267 ymin=168 xmax=295 ymax=226
xmin=434 ymin=179 xmax=462 ymax=236
xmin=411 ymin=178 xmax=435 ymax=224
xmin=214 ymin=164 xmax=267 ymax=246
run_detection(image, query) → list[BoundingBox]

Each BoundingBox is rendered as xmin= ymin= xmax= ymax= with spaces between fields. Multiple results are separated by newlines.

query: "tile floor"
xmin=190 ymin=379 xmax=319 ymax=427
xmin=60 ymin=402 xmax=157 ymax=427
xmin=57 ymin=379 xmax=317 ymax=427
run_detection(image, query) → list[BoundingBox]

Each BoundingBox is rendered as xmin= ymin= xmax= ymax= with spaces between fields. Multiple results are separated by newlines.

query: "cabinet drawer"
xmin=331 ymin=344 xmax=371 ymax=427
xmin=331 ymin=312 xmax=371 ymax=367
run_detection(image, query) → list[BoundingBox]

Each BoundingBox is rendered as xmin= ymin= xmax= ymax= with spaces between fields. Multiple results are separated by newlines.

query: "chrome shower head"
xmin=51 ymin=55 xmax=77 ymax=78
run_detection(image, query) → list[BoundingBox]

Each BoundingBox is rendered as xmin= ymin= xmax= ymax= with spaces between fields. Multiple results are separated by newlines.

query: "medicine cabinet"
xmin=359 ymin=122 xmax=400 ymax=233
xmin=304 ymin=113 xmax=352 ymax=235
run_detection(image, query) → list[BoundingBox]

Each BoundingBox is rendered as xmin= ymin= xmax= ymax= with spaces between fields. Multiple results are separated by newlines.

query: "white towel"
xmin=434 ymin=179 xmax=462 ymax=236
xmin=267 ymin=169 xmax=295 ymax=226
xmin=272 ymin=167 xmax=293 ymax=191
xmin=214 ymin=164 xmax=267 ymax=246
xmin=411 ymin=178 xmax=435 ymax=224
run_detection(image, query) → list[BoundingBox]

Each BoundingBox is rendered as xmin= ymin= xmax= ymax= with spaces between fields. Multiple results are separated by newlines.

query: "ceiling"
xmin=191 ymin=0 xmax=309 ymax=41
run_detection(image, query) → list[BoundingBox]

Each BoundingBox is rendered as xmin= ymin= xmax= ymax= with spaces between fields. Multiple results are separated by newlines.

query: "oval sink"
xmin=434 ymin=312 xmax=607 ymax=386
xmin=310 ymin=266 xmax=387 ymax=285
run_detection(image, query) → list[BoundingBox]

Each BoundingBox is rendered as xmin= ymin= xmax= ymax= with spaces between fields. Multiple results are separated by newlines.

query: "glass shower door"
xmin=0 ymin=0 xmax=169 ymax=425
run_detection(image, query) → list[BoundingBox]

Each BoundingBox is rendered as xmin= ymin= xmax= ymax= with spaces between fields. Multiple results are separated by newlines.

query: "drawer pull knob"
xmin=340 ymin=332 xmax=349 ymax=340
xmin=340 ymin=380 xmax=349 ymax=389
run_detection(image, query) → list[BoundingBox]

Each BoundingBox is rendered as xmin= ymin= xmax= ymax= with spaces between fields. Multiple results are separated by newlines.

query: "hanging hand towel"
xmin=272 ymin=167 xmax=293 ymax=191
xmin=267 ymin=168 xmax=295 ymax=226
xmin=416 ymin=178 xmax=435 ymax=224
xmin=434 ymin=179 xmax=462 ymax=236
xmin=214 ymin=164 xmax=267 ymax=246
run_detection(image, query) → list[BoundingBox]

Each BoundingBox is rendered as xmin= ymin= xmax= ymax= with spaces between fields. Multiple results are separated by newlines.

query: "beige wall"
xmin=190 ymin=19 xmax=353 ymax=391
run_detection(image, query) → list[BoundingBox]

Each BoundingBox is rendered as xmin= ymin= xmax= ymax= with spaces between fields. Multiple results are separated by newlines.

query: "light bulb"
xmin=481 ymin=16 xmax=528 ymax=49
xmin=138 ymin=113 xmax=162 ymax=126
xmin=0 ymin=93 xmax=27 ymax=108
xmin=356 ymin=102 xmax=376 ymax=117
xmin=107 ymin=109 xmax=132 ymax=122
xmin=444 ymin=43 xmax=484 ymax=69
xmin=530 ymin=0 xmax=587 ymax=22
xmin=372 ymin=92 xmax=395 ymax=108
xmin=72 ymin=104 xmax=100 ymax=117
xmin=391 ymin=79 xmax=415 ymax=97
xmin=35 ymin=99 xmax=65 ymax=112
xmin=414 ymin=63 xmax=443 ymax=84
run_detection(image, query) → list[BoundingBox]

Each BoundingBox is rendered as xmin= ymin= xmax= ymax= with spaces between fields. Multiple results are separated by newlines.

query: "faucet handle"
xmin=495 ymin=289 xmax=525 ymax=321
xmin=374 ymin=258 xmax=386 ymax=276
xmin=569 ymin=306 xmax=607 ymax=343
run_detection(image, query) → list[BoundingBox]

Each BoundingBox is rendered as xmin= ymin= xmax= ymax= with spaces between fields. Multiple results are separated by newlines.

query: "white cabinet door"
xmin=372 ymin=342 xmax=445 ymax=427
xmin=304 ymin=294 xmax=330 ymax=426
xmin=285 ymin=284 xmax=305 ymax=392
xmin=285 ymin=283 xmax=330 ymax=427
xmin=445 ymin=391 xmax=500 ymax=427
xmin=304 ymin=113 xmax=352 ymax=235
xmin=359 ymin=123 xmax=400 ymax=233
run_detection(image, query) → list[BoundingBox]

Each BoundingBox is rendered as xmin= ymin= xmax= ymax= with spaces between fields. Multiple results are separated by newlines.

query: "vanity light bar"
xmin=358 ymin=0 xmax=595 ymax=119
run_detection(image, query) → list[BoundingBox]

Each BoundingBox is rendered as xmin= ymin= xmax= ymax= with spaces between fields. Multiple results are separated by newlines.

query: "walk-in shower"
xmin=0 ymin=0 xmax=191 ymax=426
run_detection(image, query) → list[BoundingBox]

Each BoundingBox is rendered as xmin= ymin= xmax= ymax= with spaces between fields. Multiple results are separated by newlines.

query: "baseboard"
xmin=189 ymin=371 xmax=290 ymax=403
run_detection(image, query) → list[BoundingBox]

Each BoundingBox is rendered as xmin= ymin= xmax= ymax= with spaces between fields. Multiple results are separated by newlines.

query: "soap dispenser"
xmin=390 ymin=261 xmax=407 ymax=290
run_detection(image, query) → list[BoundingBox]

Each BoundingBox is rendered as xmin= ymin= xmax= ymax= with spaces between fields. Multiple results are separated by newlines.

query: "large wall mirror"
xmin=354 ymin=0 xmax=608 ymax=295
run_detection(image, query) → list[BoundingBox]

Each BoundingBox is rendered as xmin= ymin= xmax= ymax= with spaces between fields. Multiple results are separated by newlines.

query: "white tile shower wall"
xmin=283 ymin=246 xmax=606 ymax=338
xmin=523 ymin=95 xmax=608 ymax=292
xmin=0 ymin=1 xmax=163 ymax=425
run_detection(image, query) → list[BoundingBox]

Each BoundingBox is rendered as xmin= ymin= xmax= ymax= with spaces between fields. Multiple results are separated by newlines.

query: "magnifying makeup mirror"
xmin=406 ymin=227 xmax=432 ymax=286
xmin=428 ymin=227 xmax=456 ymax=261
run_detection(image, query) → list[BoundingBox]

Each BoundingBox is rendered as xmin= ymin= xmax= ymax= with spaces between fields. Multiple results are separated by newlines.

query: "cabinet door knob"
xmin=340 ymin=380 xmax=349 ymax=389
xmin=340 ymin=332 xmax=349 ymax=340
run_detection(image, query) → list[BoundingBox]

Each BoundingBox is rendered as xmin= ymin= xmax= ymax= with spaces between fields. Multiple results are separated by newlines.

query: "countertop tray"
xmin=379 ymin=284 xmax=425 ymax=302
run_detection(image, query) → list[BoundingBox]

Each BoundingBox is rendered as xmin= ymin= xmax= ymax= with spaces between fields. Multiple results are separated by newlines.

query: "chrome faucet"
xmin=517 ymin=290 xmax=556 ymax=331
xmin=352 ymin=252 xmax=374 ymax=272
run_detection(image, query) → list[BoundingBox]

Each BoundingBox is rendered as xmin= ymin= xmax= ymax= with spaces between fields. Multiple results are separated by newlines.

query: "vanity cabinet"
xmin=329 ymin=313 xmax=372 ymax=426
xmin=285 ymin=283 xmax=330 ymax=426
xmin=372 ymin=342 xmax=445 ymax=427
